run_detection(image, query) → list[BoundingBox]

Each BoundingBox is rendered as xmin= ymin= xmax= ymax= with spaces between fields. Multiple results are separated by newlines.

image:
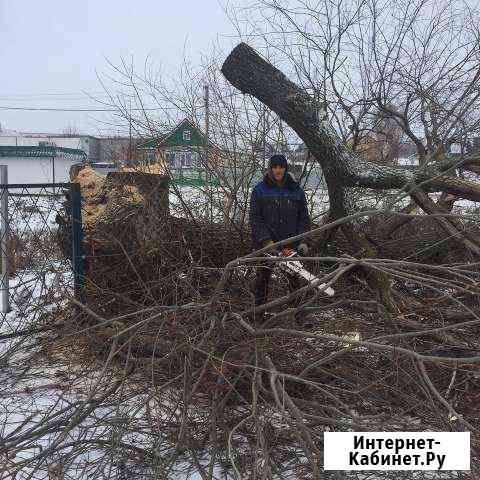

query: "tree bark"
xmin=221 ymin=43 xmax=480 ymax=310
xmin=222 ymin=43 xmax=402 ymax=310
xmin=221 ymin=43 xmax=480 ymax=210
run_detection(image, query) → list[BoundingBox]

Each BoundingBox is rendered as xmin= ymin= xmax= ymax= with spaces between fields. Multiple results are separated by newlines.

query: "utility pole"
xmin=262 ymin=105 xmax=267 ymax=169
xmin=204 ymin=85 xmax=210 ymax=162
xmin=129 ymin=99 xmax=132 ymax=166
xmin=52 ymin=150 xmax=56 ymax=195
xmin=0 ymin=165 xmax=9 ymax=313
xmin=204 ymin=85 xmax=212 ymax=220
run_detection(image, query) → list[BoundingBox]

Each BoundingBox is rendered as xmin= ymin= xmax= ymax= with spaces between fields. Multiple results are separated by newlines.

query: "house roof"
xmin=136 ymin=118 xmax=210 ymax=150
xmin=0 ymin=145 xmax=87 ymax=160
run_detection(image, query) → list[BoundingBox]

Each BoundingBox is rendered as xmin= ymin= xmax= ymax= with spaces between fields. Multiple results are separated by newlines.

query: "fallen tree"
xmin=221 ymin=43 xmax=480 ymax=314
xmin=32 ymin=40 xmax=480 ymax=480
xmin=48 ymin=148 xmax=480 ymax=476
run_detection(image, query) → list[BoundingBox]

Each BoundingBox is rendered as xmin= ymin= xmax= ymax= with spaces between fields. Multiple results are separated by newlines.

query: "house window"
xmin=184 ymin=152 xmax=193 ymax=167
xmin=175 ymin=152 xmax=183 ymax=168
xmin=183 ymin=130 xmax=191 ymax=141
xmin=166 ymin=151 xmax=175 ymax=166
xmin=147 ymin=151 xmax=156 ymax=163
xmin=190 ymin=151 xmax=199 ymax=167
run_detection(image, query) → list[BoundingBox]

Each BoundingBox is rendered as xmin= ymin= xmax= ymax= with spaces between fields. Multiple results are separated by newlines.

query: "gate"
xmin=0 ymin=174 xmax=84 ymax=323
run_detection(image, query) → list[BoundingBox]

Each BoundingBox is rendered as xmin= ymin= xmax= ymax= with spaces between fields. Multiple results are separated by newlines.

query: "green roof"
xmin=0 ymin=145 xmax=87 ymax=160
xmin=136 ymin=118 xmax=210 ymax=151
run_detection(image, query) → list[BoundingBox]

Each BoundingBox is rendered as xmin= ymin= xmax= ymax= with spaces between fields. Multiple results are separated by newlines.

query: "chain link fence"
xmin=0 ymin=178 xmax=83 ymax=328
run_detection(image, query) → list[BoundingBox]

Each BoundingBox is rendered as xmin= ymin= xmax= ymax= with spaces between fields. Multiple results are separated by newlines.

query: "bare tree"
xmin=2 ymin=1 xmax=480 ymax=478
xmin=230 ymin=0 xmax=480 ymax=163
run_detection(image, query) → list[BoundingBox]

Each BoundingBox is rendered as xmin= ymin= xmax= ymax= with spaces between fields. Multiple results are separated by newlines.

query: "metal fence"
xmin=0 ymin=170 xmax=83 ymax=325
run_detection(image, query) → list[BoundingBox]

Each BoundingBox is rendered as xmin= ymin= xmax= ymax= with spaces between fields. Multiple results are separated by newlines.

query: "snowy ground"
xmin=168 ymin=185 xmax=331 ymax=222
xmin=0 ymin=192 xmax=206 ymax=479
xmin=169 ymin=184 xmax=479 ymax=226
xmin=0 ymin=193 xmax=68 ymax=315
xmin=0 ymin=192 xmax=82 ymax=478
xmin=0 ymin=188 xmax=476 ymax=479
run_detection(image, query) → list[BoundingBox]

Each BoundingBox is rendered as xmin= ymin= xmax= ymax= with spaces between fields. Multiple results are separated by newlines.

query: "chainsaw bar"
xmin=266 ymin=250 xmax=335 ymax=296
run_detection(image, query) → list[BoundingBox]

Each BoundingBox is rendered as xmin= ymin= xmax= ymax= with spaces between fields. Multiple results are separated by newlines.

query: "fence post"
xmin=0 ymin=166 xmax=9 ymax=313
xmin=70 ymin=182 xmax=85 ymax=302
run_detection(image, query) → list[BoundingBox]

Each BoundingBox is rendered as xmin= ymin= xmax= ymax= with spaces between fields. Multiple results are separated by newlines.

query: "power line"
xmin=0 ymin=105 xmax=192 ymax=112
xmin=0 ymin=90 xmax=109 ymax=97
xmin=0 ymin=92 xmax=136 ymax=102
xmin=0 ymin=106 xmax=118 ymax=112
xmin=0 ymin=97 xmax=109 ymax=102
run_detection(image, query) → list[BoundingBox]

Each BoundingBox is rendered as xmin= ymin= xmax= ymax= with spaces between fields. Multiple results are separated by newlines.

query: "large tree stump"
xmin=56 ymin=164 xmax=252 ymax=310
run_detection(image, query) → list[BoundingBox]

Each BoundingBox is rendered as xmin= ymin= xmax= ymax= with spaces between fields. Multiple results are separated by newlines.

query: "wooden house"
xmin=136 ymin=118 xmax=209 ymax=169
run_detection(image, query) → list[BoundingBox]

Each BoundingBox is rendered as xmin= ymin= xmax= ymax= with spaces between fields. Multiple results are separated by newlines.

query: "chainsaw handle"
xmin=280 ymin=247 xmax=297 ymax=257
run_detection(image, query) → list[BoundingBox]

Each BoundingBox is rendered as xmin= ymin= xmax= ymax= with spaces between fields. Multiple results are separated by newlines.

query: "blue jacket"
xmin=249 ymin=172 xmax=310 ymax=249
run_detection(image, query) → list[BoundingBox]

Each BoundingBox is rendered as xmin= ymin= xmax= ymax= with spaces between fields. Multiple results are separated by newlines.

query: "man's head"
xmin=268 ymin=154 xmax=288 ymax=183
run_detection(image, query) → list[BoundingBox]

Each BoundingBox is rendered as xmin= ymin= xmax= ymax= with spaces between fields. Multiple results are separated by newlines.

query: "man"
xmin=249 ymin=154 xmax=310 ymax=307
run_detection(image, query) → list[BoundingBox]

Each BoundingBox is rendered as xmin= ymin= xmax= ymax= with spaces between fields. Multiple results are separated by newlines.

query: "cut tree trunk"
xmin=221 ymin=43 xmax=480 ymax=214
xmin=221 ymin=43 xmax=480 ymax=309
xmin=56 ymin=165 xmax=253 ymax=309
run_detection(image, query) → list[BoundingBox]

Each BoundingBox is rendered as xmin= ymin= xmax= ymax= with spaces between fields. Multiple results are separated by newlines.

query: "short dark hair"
xmin=268 ymin=154 xmax=288 ymax=169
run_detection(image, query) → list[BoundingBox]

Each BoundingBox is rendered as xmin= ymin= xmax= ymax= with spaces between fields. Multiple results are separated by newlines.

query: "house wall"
xmin=136 ymin=119 xmax=208 ymax=168
xmin=162 ymin=147 xmax=201 ymax=168
xmin=159 ymin=122 xmax=206 ymax=168
xmin=0 ymin=156 xmax=77 ymax=184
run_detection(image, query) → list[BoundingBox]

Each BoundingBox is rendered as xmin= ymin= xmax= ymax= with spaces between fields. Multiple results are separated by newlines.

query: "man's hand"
xmin=263 ymin=239 xmax=277 ymax=256
xmin=298 ymin=243 xmax=309 ymax=256
xmin=263 ymin=239 xmax=275 ymax=248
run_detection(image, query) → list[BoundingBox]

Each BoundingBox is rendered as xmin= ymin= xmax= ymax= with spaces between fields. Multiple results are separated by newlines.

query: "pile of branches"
xmin=48 ymin=45 xmax=480 ymax=477
xmin=55 ymin=195 xmax=480 ymax=477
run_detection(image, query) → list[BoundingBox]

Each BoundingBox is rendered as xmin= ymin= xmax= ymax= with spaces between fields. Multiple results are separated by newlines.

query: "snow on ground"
xmin=168 ymin=184 xmax=331 ymax=222
xmin=0 ymin=193 xmax=72 ymax=322
xmin=0 ymin=193 xmax=205 ymax=479
xmin=0 ymin=193 xmax=90 ymax=478
xmin=0 ymin=188 xmax=476 ymax=478
xmin=169 ymin=183 xmax=480 ymax=225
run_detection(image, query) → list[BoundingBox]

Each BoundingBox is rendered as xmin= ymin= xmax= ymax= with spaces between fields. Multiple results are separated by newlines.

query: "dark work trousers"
xmin=254 ymin=264 xmax=300 ymax=307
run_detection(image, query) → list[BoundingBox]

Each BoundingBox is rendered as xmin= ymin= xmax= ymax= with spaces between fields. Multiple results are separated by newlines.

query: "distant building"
xmin=94 ymin=136 xmax=133 ymax=165
xmin=0 ymin=133 xmax=131 ymax=165
xmin=0 ymin=145 xmax=86 ymax=183
xmin=136 ymin=118 xmax=209 ymax=168
xmin=0 ymin=133 xmax=90 ymax=154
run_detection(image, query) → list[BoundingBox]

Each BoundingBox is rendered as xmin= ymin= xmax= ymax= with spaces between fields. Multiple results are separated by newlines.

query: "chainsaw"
xmin=266 ymin=247 xmax=335 ymax=296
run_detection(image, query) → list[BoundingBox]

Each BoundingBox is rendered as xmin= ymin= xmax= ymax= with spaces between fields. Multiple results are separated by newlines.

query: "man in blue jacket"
xmin=250 ymin=154 xmax=310 ymax=307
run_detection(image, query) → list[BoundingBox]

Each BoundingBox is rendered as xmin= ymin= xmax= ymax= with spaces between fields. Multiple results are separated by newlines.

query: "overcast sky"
xmin=0 ymin=0 xmax=236 ymax=135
